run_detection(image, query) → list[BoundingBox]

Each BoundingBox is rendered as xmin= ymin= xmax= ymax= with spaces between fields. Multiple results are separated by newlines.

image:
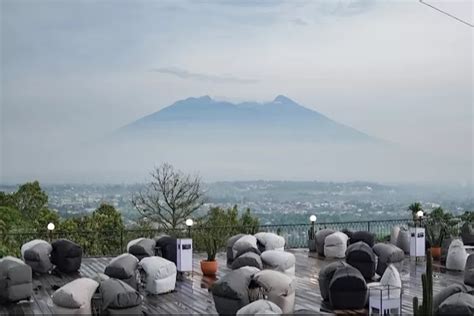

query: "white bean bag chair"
xmin=252 ymin=270 xmax=295 ymax=314
xmin=233 ymin=235 xmax=259 ymax=258
xmin=237 ymin=299 xmax=282 ymax=315
xmin=21 ymin=239 xmax=53 ymax=274
xmin=390 ymin=226 xmax=400 ymax=245
xmin=324 ymin=232 xmax=349 ymax=259
xmin=139 ymin=256 xmax=176 ymax=294
xmin=446 ymin=239 xmax=468 ymax=271
xmin=396 ymin=229 xmax=410 ymax=254
xmin=52 ymin=278 xmax=99 ymax=314
xmin=255 ymin=232 xmax=285 ymax=252
xmin=367 ymin=264 xmax=402 ymax=299
xmin=261 ymin=250 xmax=296 ymax=277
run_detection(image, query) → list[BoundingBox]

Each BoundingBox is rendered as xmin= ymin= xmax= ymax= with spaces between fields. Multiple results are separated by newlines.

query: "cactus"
xmin=413 ymin=249 xmax=433 ymax=316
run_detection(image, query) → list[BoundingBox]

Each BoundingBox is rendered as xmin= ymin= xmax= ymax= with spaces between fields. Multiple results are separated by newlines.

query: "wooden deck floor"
xmin=0 ymin=249 xmax=467 ymax=315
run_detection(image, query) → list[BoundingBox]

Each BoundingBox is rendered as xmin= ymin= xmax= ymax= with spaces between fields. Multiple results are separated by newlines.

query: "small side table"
xmin=368 ymin=284 xmax=402 ymax=316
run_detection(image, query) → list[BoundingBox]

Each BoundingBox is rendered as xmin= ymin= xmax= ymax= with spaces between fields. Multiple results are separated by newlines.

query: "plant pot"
xmin=201 ymin=260 xmax=218 ymax=276
xmin=431 ymin=247 xmax=441 ymax=259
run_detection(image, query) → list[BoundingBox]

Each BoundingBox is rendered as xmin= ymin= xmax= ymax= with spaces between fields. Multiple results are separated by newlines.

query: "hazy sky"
xmin=1 ymin=0 xmax=473 ymax=184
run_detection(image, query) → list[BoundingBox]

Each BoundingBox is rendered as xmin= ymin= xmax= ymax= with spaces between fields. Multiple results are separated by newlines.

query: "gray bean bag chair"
xmin=433 ymin=283 xmax=467 ymax=314
xmin=373 ymin=243 xmax=405 ymax=276
xmin=21 ymin=239 xmax=53 ymax=274
xmin=441 ymin=237 xmax=454 ymax=265
xmin=0 ymin=256 xmax=33 ymax=303
xmin=350 ymin=231 xmax=375 ymax=248
xmin=236 ymin=299 xmax=282 ymax=315
xmin=324 ymin=232 xmax=349 ymax=259
xmin=104 ymin=253 xmax=139 ymax=289
xmin=396 ymin=228 xmax=410 ymax=254
xmin=51 ymin=239 xmax=83 ymax=273
xmin=446 ymin=239 xmax=468 ymax=271
xmin=211 ymin=266 xmax=260 ymax=315
xmin=252 ymin=270 xmax=296 ymax=314
xmin=390 ymin=226 xmax=401 ymax=245
xmin=227 ymin=234 xmax=246 ymax=267
xmin=464 ymin=254 xmax=474 ymax=286
xmin=233 ymin=235 xmax=259 ymax=260
xmin=231 ymin=252 xmax=263 ymax=270
xmin=318 ymin=261 xmax=348 ymax=301
xmin=346 ymin=241 xmax=376 ymax=279
xmin=255 ymin=232 xmax=285 ymax=252
xmin=99 ymin=278 xmax=143 ymax=315
xmin=461 ymin=222 xmax=474 ymax=246
xmin=52 ymin=277 xmax=99 ymax=314
xmin=127 ymin=238 xmax=156 ymax=261
xmin=155 ymin=235 xmax=177 ymax=266
xmin=139 ymin=256 xmax=176 ymax=294
xmin=438 ymin=292 xmax=474 ymax=316
xmin=329 ymin=265 xmax=368 ymax=310
xmin=261 ymin=250 xmax=296 ymax=277
xmin=315 ymin=229 xmax=335 ymax=257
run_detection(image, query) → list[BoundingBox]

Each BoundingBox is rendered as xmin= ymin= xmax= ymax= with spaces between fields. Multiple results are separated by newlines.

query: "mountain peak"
xmin=273 ymin=95 xmax=295 ymax=104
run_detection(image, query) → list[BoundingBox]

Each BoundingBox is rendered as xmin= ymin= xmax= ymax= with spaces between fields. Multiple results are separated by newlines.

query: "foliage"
xmin=193 ymin=206 xmax=259 ymax=261
xmin=425 ymin=207 xmax=457 ymax=247
xmin=461 ymin=211 xmax=474 ymax=223
xmin=408 ymin=202 xmax=423 ymax=222
xmin=413 ymin=250 xmax=433 ymax=316
xmin=239 ymin=207 xmax=259 ymax=234
xmin=132 ymin=163 xmax=205 ymax=229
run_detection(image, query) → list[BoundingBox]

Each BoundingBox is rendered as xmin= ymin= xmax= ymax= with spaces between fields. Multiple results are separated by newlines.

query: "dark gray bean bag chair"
xmin=373 ymin=243 xmax=405 ymax=276
xmin=341 ymin=228 xmax=354 ymax=240
xmin=0 ymin=256 xmax=33 ymax=303
xmin=465 ymin=254 xmax=474 ymax=286
xmin=211 ymin=266 xmax=260 ymax=315
xmin=350 ymin=231 xmax=375 ymax=248
xmin=104 ymin=253 xmax=139 ymax=290
xmin=318 ymin=261 xmax=348 ymax=301
xmin=438 ymin=292 xmax=474 ymax=316
xmin=227 ymin=234 xmax=246 ymax=267
xmin=329 ymin=265 xmax=368 ymax=310
xmin=51 ymin=239 xmax=83 ymax=273
xmin=461 ymin=222 xmax=474 ymax=246
xmin=433 ymin=283 xmax=467 ymax=314
xmin=21 ymin=239 xmax=53 ymax=274
xmin=99 ymin=278 xmax=143 ymax=315
xmin=231 ymin=252 xmax=263 ymax=270
xmin=155 ymin=236 xmax=177 ymax=266
xmin=396 ymin=228 xmax=410 ymax=254
xmin=236 ymin=299 xmax=282 ymax=315
xmin=346 ymin=241 xmax=376 ymax=279
xmin=315 ymin=229 xmax=335 ymax=257
xmin=127 ymin=238 xmax=156 ymax=261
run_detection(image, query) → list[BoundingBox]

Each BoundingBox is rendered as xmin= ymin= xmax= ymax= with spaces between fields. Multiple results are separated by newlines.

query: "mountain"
xmin=118 ymin=95 xmax=377 ymax=143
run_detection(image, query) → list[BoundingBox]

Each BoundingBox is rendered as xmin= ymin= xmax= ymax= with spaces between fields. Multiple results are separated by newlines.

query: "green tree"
xmin=86 ymin=203 xmax=124 ymax=255
xmin=12 ymin=181 xmax=49 ymax=221
xmin=239 ymin=207 xmax=260 ymax=234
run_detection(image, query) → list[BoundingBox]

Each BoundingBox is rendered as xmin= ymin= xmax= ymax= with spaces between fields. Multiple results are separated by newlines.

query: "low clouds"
xmin=152 ymin=67 xmax=259 ymax=84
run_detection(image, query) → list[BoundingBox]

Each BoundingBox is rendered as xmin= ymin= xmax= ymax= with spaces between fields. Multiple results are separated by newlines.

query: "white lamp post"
xmin=47 ymin=222 xmax=55 ymax=242
xmin=186 ymin=219 xmax=194 ymax=237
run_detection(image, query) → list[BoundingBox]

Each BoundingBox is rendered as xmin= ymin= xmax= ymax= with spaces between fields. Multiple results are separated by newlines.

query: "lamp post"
xmin=47 ymin=222 xmax=55 ymax=242
xmin=416 ymin=210 xmax=424 ymax=227
xmin=310 ymin=215 xmax=317 ymax=233
xmin=185 ymin=219 xmax=194 ymax=238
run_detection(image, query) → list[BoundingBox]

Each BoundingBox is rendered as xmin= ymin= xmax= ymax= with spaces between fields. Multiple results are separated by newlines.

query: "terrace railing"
xmin=0 ymin=218 xmax=416 ymax=257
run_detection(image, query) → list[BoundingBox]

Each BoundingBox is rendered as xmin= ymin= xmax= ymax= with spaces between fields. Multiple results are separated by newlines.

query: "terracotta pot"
xmin=431 ymin=247 xmax=441 ymax=259
xmin=201 ymin=260 xmax=218 ymax=276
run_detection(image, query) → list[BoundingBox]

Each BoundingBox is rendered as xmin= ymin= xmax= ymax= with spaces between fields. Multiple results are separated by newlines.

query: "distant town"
xmin=1 ymin=181 xmax=471 ymax=226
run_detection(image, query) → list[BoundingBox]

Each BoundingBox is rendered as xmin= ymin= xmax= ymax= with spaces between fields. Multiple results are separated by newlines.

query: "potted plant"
xmin=194 ymin=207 xmax=233 ymax=276
xmin=408 ymin=202 xmax=423 ymax=224
xmin=425 ymin=207 xmax=455 ymax=259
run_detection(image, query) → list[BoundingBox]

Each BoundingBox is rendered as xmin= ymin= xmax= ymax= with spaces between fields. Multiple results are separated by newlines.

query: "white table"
xmin=368 ymin=285 xmax=402 ymax=315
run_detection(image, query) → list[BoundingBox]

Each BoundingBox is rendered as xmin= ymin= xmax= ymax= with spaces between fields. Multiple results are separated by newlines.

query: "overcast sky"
xmin=1 ymin=0 xmax=473 ymax=184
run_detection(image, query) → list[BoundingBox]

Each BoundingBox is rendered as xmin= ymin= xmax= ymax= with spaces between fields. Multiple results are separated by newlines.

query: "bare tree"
xmin=132 ymin=163 xmax=204 ymax=229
